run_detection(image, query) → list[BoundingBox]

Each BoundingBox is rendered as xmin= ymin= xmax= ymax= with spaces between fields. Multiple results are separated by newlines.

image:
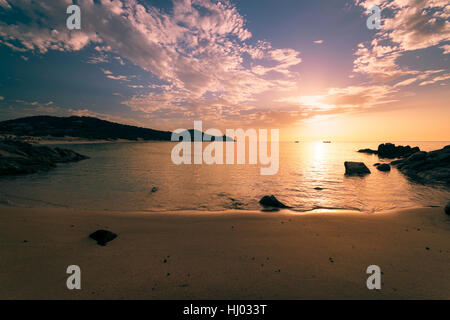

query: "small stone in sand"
xmin=89 ymin=229 xmax=117 ymax=246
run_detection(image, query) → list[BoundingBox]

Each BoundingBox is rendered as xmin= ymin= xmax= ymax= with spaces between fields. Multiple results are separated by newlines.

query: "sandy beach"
xmin=0 ymin=205 xmax=448 ymax=300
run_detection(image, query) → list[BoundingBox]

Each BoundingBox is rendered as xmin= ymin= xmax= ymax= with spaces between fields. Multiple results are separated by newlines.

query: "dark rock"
xmin=405 ymin=151 xmax=427 ymax=163
xmin=377 ymin=143 xmax=420 ymax=159
xmin=259 ymin=195 xmax=289 ymax=208
xmin=314 ymin=187 xmax=324 ymax=190
xmin=0 ymin=140 xmax=89 ymax=176
xmin=390 ymin=159 xmax=403 ymax=165
xmin=373 ymin=163 xmax=380 ymax=166
xmin=89 ymin=230 xmax=117 ymax=246
xmin=344 ymin=162 xmax=371 ymax=175
xmin=377 ymin=164 xmax=391 ymax=172
xmin=151 ymin=187 xmax=159 ymax=193
xmin=391 ymin=145 xmax=450 ymax=187
xmin=358 ymin=148 xmax=378 ymax=154
xmin=445 ymin=202 xmax=450 ymax=215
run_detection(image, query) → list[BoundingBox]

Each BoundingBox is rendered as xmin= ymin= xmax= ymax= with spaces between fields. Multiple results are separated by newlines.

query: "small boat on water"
xmin=295 ymin=141 xmax=299 ymax=143
xmin=323 ymin=141 xmax=331 ymax=143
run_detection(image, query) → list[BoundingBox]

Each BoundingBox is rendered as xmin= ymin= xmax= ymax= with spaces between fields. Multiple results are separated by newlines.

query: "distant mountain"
xmin=0 ymin=116 xmax=172 ymax=141
xmin=0 ymin=116 xmax=233 ymax=142
xmin=184 ymin=129 xmax=234 ymax=142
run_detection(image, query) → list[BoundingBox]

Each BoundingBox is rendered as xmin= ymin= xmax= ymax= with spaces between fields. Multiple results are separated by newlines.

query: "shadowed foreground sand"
xmin=0 ymin=206 xmax=449 ymax=299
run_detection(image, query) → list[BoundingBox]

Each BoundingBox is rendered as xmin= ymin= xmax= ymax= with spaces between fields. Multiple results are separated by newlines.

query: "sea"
xmin=0 ymin=141 xmax=449 ymax=213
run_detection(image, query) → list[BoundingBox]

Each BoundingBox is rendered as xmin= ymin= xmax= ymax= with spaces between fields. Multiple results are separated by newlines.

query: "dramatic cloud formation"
xmin=353 ymin=0 xmax=449 ymax=81
xmin=0 ymin=0 xmax=448 ymax=132
xmin=0 ymin=0 xmax=303 ymax=124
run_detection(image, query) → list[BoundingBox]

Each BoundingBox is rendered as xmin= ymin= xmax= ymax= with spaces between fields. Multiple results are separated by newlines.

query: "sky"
xmin=0 ymin=0 xmax=449 ymax=141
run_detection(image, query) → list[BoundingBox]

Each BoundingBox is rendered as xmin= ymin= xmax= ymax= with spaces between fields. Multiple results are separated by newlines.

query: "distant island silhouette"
xmin=0 ymin=116 xmax=232 ymax=142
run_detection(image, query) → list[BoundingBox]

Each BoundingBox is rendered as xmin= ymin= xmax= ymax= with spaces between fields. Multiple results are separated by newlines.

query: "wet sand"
xmin=0 ymin=206 xmax=449 ymax=299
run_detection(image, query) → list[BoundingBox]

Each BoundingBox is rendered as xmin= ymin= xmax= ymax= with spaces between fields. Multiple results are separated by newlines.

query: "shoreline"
xmin=0 ymin=205 xmax=449 ymax=299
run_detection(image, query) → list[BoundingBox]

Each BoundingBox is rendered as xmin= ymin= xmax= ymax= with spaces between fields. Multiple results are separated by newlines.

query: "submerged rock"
xmin=89 ymin=230 xmax=117 ymax=246
xmin=358 ymin=148 xmax=378 ymax=155
xmin=344 ymin=162 xmax=371 ymax=175
xmin=377 ymin=164 xmax=391 ymax=172
xmin=259 ymin=195 xmax=289 ymax=208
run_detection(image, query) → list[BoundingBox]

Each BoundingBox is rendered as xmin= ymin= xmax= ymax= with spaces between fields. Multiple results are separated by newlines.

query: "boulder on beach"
xmin=377 ymin=164 xmax=391 ymax=172
xmin=259 ymin=195 xmax=289 ymax=208
xmin=445 ymin=202 xmax=450 ymax=215
xmin=89 ymin=230 xmax=117 ymax=246
xmin=344 ymin=162 xmax=371 ymax=175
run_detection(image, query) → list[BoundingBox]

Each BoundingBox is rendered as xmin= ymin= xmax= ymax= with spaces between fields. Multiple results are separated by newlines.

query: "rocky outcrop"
xmin=89 ymin=230 xmax=117 ymax=246
xmin=391 ymin=146 xmax=450 ymax=186
xmin=259 ymin=195 xmax=289 ymax=208
xmin=0 ymin=140 xmax=89 ymax=176
xmin=377 ymin=143 xmax=420 ymax=159
xmin=376 ymin=164 xmax=391 ymax=172
xmin=344 ymin=162 xmax=371 ymax=175
xmin=358 ymin=148 xmax=378 ymax=155
xmin=358 ymin=143 xmax=421 ymax=159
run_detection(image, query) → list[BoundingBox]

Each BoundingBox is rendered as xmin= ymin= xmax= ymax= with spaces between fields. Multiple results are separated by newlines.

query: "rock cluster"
xmin=0 ymin=140 xmax=89 ymax=176
xmin=391 ymin=145 xmax=450 ymax=186
xmin=358 ymin=143 xmax=420 ymax=159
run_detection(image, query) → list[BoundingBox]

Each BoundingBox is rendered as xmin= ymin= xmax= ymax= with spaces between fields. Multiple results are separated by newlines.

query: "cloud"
xmin=0 ymin=0 xmax=11 ymax=10
xmin=0 ymin=0 xmax=303 ymax=119
xmin=106 ymin=74 xmax=130 ymax=81
xmin=393 ymin=69 xmax=445 ymax=87
xmin=280 ymin=84 xmax=397 ymax=111
xmin=354 ymin=1 xmax=450 ymax=81
xmin=419 ymin=73 xmax=450 ymax=86
xmin=441 ymin=44 xmax=450 ymax=54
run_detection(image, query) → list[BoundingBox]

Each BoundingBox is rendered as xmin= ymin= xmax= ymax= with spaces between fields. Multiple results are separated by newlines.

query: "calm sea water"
xmin=0 ymin=141 xmax=449 ymax=213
